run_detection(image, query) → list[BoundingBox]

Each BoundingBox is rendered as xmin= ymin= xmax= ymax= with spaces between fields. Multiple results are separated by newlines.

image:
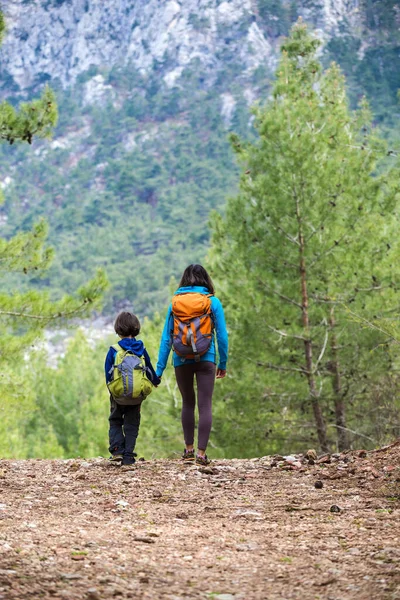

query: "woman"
xmin=156 ymin=264 xmax=228 ymax=465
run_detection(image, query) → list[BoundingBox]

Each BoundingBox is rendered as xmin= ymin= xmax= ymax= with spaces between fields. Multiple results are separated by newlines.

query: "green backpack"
xmin=107 ymin=344 xmax=154 ymax=405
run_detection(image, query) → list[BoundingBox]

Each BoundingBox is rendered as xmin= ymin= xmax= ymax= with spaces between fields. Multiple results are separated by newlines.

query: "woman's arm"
xmin=211 ymin=297 xmax=228 ymax=371
xmin=156 ymin=305 xmax=173 ymax=378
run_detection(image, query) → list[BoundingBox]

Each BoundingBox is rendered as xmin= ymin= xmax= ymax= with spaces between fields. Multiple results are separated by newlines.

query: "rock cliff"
xmin=1 ymin=0 xmax=362 ymax=92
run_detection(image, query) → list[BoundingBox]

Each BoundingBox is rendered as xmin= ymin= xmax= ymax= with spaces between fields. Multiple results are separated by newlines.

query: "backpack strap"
xmin=207 ymin=295 xmax=215 ymax=328
xmin=108 ymin=344 xmax=121 ymax=376
xmin=111 ymin=343 xmax=128 ymax=362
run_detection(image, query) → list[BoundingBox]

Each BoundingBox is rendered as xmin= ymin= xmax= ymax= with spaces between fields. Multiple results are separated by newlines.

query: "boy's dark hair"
xmin=114 ymin=312 xmax=140 ymax=338
xmin=179 ymin=264 xmax=215 ymax=294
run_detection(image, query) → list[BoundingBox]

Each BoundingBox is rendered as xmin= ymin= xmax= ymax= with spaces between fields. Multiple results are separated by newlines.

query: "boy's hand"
xmin=216 ymin=369 xmax=226 ymax=379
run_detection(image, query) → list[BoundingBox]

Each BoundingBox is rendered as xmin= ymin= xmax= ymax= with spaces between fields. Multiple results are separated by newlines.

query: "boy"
xmin=105 ymin=311 xmax=160 ymax=465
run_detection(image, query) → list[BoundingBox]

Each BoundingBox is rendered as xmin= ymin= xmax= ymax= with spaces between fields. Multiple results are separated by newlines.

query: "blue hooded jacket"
xmin=105 ymin=337 xmax=160 ymax=386
xmin=156 ymin=286 xmax=228 ymax=377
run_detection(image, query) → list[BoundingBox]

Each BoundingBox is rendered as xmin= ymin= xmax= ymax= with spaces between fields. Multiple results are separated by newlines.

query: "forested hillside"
xmin=0 ymin=0 xmax=399 ymax=313
xmin=1 ymin=0 xmax=400 ymax=459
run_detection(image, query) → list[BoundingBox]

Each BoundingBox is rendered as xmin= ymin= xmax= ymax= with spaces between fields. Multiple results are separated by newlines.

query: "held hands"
xmin=216 ymin=368 xmax=226 ymax=379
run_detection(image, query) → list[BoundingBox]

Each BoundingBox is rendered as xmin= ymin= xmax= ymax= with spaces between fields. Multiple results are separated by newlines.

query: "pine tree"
xmin=0 ymin=10 xmax=107 ymax=417
xmin=210 ymin=20 xmax=400 ymax=453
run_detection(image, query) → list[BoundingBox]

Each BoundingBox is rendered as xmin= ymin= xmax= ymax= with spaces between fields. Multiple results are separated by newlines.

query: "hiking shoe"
xmin=122 ymin=451 xmax=137 ymax=466
xmin=195 ymin=454 xmax=211 ymax=466
xmin=108 ymin=454 xmax=123 ymax=463
xmin=182 ymin=448 xmax=195 ymax=461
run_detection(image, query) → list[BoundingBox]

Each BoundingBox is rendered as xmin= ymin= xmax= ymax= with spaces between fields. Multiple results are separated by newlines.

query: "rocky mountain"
xmin=2 ymin=0 xmax=363 ymax=93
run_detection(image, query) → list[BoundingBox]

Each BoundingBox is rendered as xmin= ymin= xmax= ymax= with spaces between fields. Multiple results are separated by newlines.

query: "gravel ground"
xmin=0 ymin=443 xmax=399 ymax=600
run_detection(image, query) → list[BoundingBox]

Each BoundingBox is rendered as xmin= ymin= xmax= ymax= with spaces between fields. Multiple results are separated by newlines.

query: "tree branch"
xmin=275 ymin=224 xmax=300 ymax=246
xmin=256 ymin=360 xmax=309 ymax=374
xmin=308 ymin=230 xmax=352 ymax=268
xmin=313 ymin=326 xmax=329 ymax=372
xmin=345 ymin=308 xmax=397 ymax=341
xmin=258 ymin=279 xmax=303 ymax=309
xmin=327 ymin=423 xmax=376 ymax=444
xmin=0 ymin=301 xmax=91 ymax=321
xmin=266 ymin=324 xmax=308 ymax=341
xmin=354 ymin=286 xmax=384 ymax=292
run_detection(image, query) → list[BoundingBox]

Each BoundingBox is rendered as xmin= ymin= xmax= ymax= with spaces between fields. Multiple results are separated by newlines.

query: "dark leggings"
xmin=175 ymin=361 xmax=216 ymax=451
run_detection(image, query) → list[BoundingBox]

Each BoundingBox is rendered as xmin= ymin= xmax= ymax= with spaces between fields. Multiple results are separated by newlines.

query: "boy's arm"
xmin=156 ymin=305 xmax=173 ymax=378
xmin=104 ymin=347 xmax=116 ymax=384
xmin=211 ymin=297 xmax=228 ymax=370
xmin=143 ymin=348 xmax=161 ymax=386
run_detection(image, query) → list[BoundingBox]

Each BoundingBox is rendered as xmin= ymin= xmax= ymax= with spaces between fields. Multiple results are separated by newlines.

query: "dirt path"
xmin=0 ymin=445 xmax=399 ymax=600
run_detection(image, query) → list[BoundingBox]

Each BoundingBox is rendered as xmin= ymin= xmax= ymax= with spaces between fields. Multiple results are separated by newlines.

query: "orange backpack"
xmin=172 ymin=292 xmax=214 ymax=361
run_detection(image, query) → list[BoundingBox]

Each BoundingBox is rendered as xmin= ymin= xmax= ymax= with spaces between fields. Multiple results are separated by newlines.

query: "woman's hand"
xmin=216 ymin=368 xmax=226 ymax=379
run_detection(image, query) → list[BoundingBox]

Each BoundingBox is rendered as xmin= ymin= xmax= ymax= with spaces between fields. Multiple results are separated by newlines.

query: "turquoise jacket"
xmin=156 ymin=285 xmax=228 ymax=377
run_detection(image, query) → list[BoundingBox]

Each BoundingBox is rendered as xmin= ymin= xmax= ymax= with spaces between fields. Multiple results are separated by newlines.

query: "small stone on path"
xmin=305 ymin=449 xmax=318 ymax=461
xmin=198 ymin=466 xmax=214 ymax=474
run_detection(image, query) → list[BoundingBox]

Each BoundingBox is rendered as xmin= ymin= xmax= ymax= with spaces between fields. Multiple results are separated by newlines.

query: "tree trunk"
xmin=296 ymin=192 xmax=329 ymax=452
xmin=329 ymin=307 xmax=349 ymax=451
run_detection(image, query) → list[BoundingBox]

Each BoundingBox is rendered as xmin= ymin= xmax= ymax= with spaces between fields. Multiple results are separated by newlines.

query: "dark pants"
xmin=175 ymin=361 xmax=216 ymax=451
xmin=108 ymin=397 xmax=141 ymax=464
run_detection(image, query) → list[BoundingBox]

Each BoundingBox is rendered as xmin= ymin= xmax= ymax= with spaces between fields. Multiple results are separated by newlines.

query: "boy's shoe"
xmin=181 ymin=448 xmax=195 ymax=461
xmin=122 ymin=451 xmax=137 ymax=466
xmin=108 ymin=454 xmax=123 ymax=464
xmin=195 ymin=454 xmax=211 ymax=466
